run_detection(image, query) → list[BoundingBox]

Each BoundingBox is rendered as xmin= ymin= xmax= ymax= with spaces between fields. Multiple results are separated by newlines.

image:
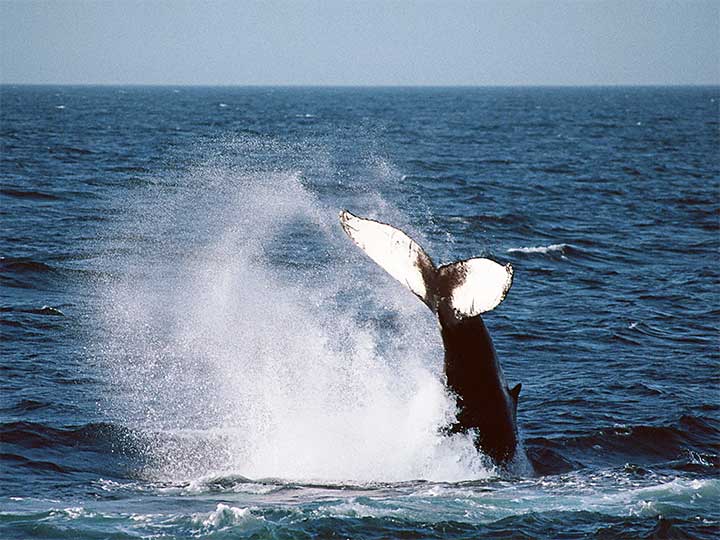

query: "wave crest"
xmin=507 ymin=243 xmax=571 ymax=256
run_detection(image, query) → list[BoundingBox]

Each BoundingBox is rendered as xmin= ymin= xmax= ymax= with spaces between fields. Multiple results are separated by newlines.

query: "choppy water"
xmin=1 ymin=86 xmax=719 ymax=539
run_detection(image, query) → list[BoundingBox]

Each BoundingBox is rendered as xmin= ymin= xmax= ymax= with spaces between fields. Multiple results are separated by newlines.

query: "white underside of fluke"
xmin=445 ymin=258 xmax=513 ymax=317
xmin=340 ymin=210 xmax=513 ymax=318
xmin=340 ymin=210 xmax=430 ymax=301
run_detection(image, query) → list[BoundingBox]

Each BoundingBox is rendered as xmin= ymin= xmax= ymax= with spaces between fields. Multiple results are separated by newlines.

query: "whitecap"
xmin=179 ymin=473 xmax=285 ymax=495
xmin=48 ymin=506 xmax=92 ymax=519
xmin=39 ymin=305 xmax=64 ymax=316
xmin=506 ymin=243 xmax=570 ymax=255
xmin=193 ymin=503 xmax=260 ymax=529
xmin=317 ymin=499 xmax=403 ymax=519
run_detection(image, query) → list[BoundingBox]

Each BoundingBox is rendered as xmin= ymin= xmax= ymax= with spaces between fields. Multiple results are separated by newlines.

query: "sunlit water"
xmin=1 ymin=86 xmax=718 ymax=539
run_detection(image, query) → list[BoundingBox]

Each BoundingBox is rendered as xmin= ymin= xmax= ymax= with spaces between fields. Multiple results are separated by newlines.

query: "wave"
xmin=193 ymin=503 xmax=261 ymax=531
xmin=526 ymin=415 xmax=720 ymax=475
xmin=4 ymin=410 xmax=715 ymax=489
xmin=105 ymin=165 xmax=151 ymax=174
xmin=0 ymin=188 xmax=62 ymax=201
xmin=0 ymin=399 xmax=52 ymax=413
xmin=0 ymin=257 xmax=61 ymax=290
xmin=0 ymin=504 xmax=266 ymax=539
xmin=32 ymin=305 xmax=65 ymax=316
xmin=528 ymin=164 xmax=576 ymax=175
xmin=507 ymin=243 xmax=572 ymax=256
xmin=0 ymin=306 xmax=65 ymax=316
xmin=0 ymin=257 xmax=96 ymax=291
xmin=0 ymin=421 xmax=142 ymax=453
xmin=0 ymin=452 xmax=72 ymax=473
xmin=48 ymin=145 xmax=93 ymax=155
xmin=4 ymin=476 xmax=716 ymax=540
xmin=471 ymin=212 xmax=531 ymax=226
xmin=0 ymin=420 xmax=150 ymax=482
xmin=0 ymin=257 xmax=56 ymax=274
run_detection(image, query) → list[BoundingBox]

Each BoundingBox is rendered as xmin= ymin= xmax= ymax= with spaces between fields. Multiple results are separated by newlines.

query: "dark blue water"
xmin=1 ymin=86 xmax=718 ymax=539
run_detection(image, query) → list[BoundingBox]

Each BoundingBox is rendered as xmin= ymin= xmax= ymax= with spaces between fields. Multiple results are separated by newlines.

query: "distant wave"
xmin=507 ymin=243 xmax=571 ymax=255
xmin=106 ymin=165 xmax=151 ymax=174
xmin=0 ymin=257 xmax=93 ymax=291
xmin=0 ymin=257 xmax=56 ymax=274
xmin=0 ymin=421 xmax=142 ymax=454
xmin=1 ymin=452 xmax=72 ymax=473
xmin=0 ymin=189 xmax=61 ymax=201
xmin=48 ymin=145 xmax=93 ymax=155
xmin=525 ymin=414 xmax=719 ymax=475
xmin=0 ymin=305 xmax=66 ymax=316
xmin=0 ymin=257 xmax=61 ymax=290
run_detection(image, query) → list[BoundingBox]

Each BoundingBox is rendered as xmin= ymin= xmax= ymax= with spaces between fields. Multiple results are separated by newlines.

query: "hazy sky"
xmin=1 ymin=0 xmax=718 ymax=86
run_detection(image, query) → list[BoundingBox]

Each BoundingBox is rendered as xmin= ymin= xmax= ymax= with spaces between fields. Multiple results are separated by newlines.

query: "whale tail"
xmin=340 ymin=210 xmax=513 ymax=318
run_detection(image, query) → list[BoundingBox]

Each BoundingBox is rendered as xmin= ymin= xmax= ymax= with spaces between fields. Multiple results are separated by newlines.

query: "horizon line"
xmin=1 ymin=82 xmax=719 ymax=89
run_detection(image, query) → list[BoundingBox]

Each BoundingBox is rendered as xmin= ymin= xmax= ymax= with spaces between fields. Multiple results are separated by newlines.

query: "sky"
xmin=1 ymin=0 xmax=718 ymax=86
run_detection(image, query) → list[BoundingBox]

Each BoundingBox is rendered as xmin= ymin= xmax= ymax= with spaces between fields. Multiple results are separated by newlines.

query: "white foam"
xmin=507 ymin=243 xmax=570 ymax=255
xmin=194 ymin=504 xmax=258 ymax=529
xmin=39 ymin=305 xmax=65 ymax=315
xmin=317 ymin=499 xmax=402 ymax=519
xmin=400 ymin=475 xmax=720 ymax=523
xmin=48 ymin=507 xmax=91 ymax=519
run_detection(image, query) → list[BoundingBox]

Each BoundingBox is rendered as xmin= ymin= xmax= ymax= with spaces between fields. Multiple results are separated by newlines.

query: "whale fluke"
xmin=339 ymin=210 xmax=513 ymax=319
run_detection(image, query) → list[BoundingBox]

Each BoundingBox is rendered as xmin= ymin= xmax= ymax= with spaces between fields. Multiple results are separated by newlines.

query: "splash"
xmin=95 ymin=138 xmax=490 ymax=483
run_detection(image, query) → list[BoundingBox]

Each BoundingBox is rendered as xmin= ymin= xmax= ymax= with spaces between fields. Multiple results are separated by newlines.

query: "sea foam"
xmin=507 ymin=243 xmax=570 ymax=255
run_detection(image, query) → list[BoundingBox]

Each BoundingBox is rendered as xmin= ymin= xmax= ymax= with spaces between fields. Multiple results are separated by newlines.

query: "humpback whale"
xmin=340 ymin=210 xmax=521 ymax=465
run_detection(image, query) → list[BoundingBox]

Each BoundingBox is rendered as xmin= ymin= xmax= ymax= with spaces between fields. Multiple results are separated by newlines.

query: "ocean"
xmin=1 ymin=86 xmax=718 ymax=539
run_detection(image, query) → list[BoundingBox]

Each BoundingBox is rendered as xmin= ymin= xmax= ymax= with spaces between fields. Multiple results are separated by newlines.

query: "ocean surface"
xmin=1 ymin=86 xmax=718 ymax=539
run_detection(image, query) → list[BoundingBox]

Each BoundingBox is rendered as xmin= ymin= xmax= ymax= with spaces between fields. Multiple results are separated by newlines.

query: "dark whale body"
xmin=439 ymin=309 xmax=521 ymax=464
xmin=340 ymin=210 xmax=522 ymax=466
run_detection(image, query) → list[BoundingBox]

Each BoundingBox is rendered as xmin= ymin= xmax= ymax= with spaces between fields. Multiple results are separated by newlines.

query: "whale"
xmin=340 ymin=210 xmax=522 ymax=465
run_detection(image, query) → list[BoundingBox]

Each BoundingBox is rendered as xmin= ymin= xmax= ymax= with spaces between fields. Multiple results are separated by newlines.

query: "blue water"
xmin=1 ymin=86 xmax=718 ymax=539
